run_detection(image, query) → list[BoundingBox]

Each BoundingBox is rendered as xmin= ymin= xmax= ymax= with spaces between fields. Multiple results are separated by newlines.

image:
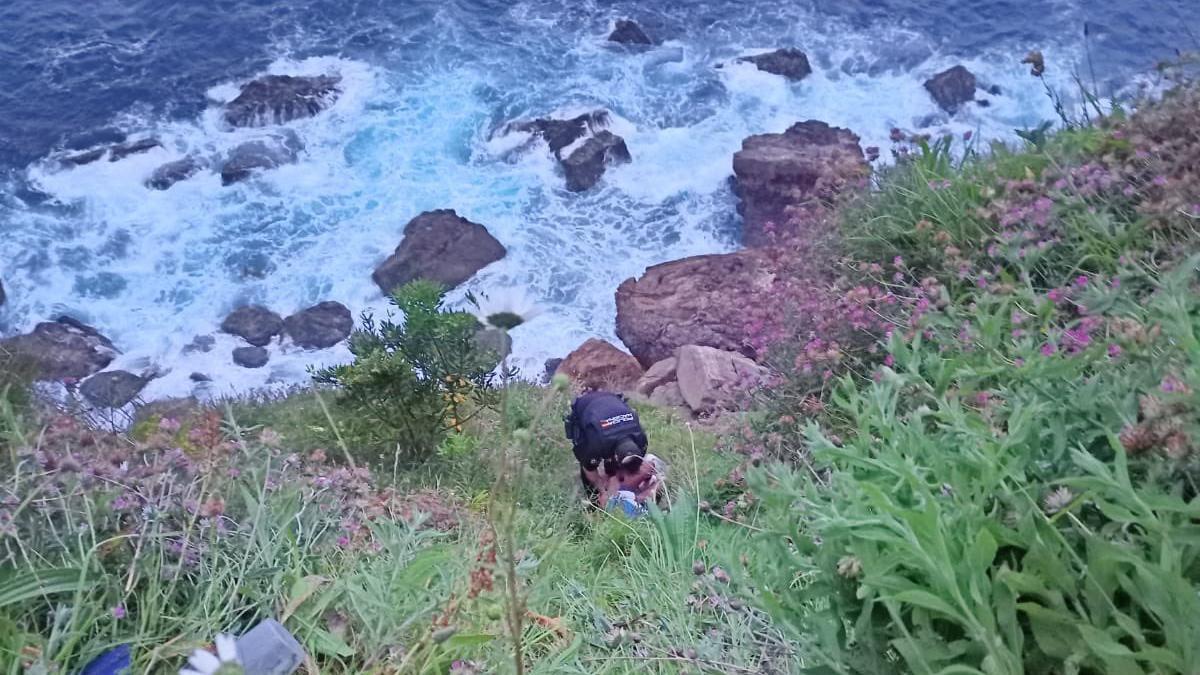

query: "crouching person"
xmin=564 ymin=390 xmax=666 ymax=514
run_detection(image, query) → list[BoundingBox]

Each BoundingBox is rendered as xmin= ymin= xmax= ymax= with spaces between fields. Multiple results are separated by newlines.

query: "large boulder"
xmin=924 ymin=65 xmax=977 ymax=114
xmin=146 ymin=157 xmax=201 ymax=190
xmin=609 ymin=19 xmax=652 ymax=45
xmin=232 ymin=346 xmax=269 ymax=368
xmin=555 ymin=338 xmax=644 ymax=392
xmin=501 ymin=111 xmax=631 ymax=191
xmin=474 ymin=328 xmax=512 ymax=368
xmin=738 ymin=49 xmax=812 ymax=81
xmin=675 ymin=345 xmax=769 ymax=415
xmin=372 ymin=210 xmax=506 ymax=294
xmin=562 ymin=131 xmax=631 ymax=192
xmin=284 ymin=301 xmax=353 ymax=349
xmin=633 ymin=356 xmax=687 ymax=408
xmin=616 ymin=249 xmax=782 ymax=368
xmin=223 ymin=74 xmax=342 ymax=128
xmin=0 ymin=317 xmax=118 ymax=380
xmin=220 ymin=306 xmax=283 ymax=347
xmin=80 ymin=370 xmax=147 ymax=408
xmin=732 ymin=120 xmax=868 ymax=246
xmin=220 ymin=131 xmax=302 ymax=185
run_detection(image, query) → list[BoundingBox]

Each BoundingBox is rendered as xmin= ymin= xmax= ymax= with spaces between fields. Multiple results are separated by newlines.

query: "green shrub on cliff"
xmin=745 ymin=87 xmax=1200 ymax=673
xmin=313 ymin=280 xmax=502 ymax=459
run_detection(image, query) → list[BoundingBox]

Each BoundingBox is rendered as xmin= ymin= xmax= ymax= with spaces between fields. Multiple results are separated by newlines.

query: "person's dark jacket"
xmin=564 ymin=391 xmax=648 ymax=471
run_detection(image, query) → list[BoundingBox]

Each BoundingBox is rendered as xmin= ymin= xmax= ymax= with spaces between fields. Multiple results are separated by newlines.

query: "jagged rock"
xmin=284 ymin=301 xmax=352 ymax=349
xmin=609 ymin=19 xmax=652 ymax=45
xmin=223 ymin=74 xmax=342 ymax=128
xmin=555 ymin=338 xmax=644 ymax=391
xmin=372 ymin=210 xmax=506 ymax=294
xmin=616 ymin=249 xmax=781 ymax=368
xmin=109 ymin=138 xmax=162 ymax=161
xmin=649 ymin=381 xmax=686 ymax=408
xmin=80 ymin=370 xmax=147 ymax=408
xmin=232 ymin=346 xmax=270 ymax=368
xmin=732 ymin=120 xmax=868 ymax=246
xmin=220 ymin=306 xmax=283 ymax=347
xmin=924 ymin=65 xmax=977 ymax=113
xmin=675 ymin=345 xmax=768 ymax=414
xmin=220 ymin=131 xmax=302 ymax=185
xmin=61 ymin=138 xmax=161 ymax=167
xmin=635 ymin=357 xmax=678 ymax=397
xmin=562 ymin=131 xmax=631 ymax=192
xmin=738 ymin=49 xmax=812 ymax=80
xmin=146 ymin=157 xmax=201 ymax=190
xmin=0 ymin=317 xmax=118 ymax=380
xmin=501 ymin=111 xmax=631 ymax=191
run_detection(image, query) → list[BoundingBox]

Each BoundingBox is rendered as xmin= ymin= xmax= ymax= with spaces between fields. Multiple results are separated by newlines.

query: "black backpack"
xmin=564 ymin=391 xmax=647 ymax=465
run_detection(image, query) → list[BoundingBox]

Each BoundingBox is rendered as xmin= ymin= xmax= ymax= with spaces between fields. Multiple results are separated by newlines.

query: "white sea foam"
xmin=1 ymin=24 xmax=1092 ymax=404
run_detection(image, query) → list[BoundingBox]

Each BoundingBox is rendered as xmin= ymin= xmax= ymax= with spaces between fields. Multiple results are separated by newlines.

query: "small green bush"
xmin=313 ymin=281 xmax=502 ymax=459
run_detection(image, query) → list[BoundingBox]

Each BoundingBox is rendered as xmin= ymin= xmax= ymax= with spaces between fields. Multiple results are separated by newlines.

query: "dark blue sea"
xmin=0 ymin=0 xmax=1196 ymax=398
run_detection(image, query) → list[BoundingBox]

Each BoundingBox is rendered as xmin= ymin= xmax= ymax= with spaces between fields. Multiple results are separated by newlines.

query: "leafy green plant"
xmin=313 ymin=280 xmax=504 ymax=459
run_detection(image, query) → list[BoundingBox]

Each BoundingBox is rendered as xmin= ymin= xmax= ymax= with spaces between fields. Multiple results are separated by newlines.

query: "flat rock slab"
xmin=81 ymin=370 xmax=147 ymax=408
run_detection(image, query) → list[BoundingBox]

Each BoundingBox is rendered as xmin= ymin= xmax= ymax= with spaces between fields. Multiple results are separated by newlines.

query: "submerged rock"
xmin=220 ymin=306 xmax=283 ymax=347
xmin=501 ymin=111 xmax=631 ymax=191
xmin=60 ymin=137 xmax=161 ymax=167
xmin=232 ymin=346 xmax=270 ymax=368
xmin=372 ymin=210 xmax=506 ymax=294
xmin=555 ymin=338 xmax=644 ymax=392
xmin=924 ymin=65 xmax=977 ymax=113
xmin=223 ymin=74 xmax=342 ymax=128
xmin=284 ymin=301 xmax=353 ymax=349
xmin=0 ymin=317 xmax=118 ymax=380
xmin=737 ymin=49 xmax=812 ymax=81
xmin=80 ymin=370 xmax=147 ymax=408
xmin=609 ymin=19 xmax=653 ymax=45
xmin=220 ymin=131 xmax=302 ymax=185
xmin=146 ymin=157 xmax=201 ymax=190
xmin=732 ymin=120 xmax=868 ymax=246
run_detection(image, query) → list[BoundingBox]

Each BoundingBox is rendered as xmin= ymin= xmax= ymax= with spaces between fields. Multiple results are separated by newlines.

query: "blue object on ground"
xmin=606 ymin=490 xmax=645 ymax=518
xmin=237 ymin=618 xmax=305 ymax=675
xmin=80 ymin=644 xmax=131 ymax=675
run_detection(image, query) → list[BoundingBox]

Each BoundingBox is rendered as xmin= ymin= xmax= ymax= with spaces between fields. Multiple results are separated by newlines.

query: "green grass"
xmin=0 ymin=384 xmax=793 ymax=674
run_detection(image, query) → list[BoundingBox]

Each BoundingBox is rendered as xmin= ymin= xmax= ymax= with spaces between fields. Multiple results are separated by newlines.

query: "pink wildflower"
xmin=112 ymin=605 xmax=126 ymax=620
xmin=1040 ymin=342 xmax=1057 ymax=356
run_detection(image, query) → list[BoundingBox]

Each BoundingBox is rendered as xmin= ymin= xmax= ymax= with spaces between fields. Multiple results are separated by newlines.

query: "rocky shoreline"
xmin=1 ymin=33 xmax=999 ymax=416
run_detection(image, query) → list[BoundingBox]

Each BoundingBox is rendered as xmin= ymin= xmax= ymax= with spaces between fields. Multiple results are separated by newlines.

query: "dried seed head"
xmin=692 ymin=560 xmax=706 ymax=576
xmin=1042 ymin=486 xmax=1074 ymax=515
xmin=836 ymin=555 xmax=863 ymax=579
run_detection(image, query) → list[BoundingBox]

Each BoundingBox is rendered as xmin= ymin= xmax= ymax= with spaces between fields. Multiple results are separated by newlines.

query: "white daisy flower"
xmin=465 ymin=286 xmax=543 ymax=331
xmin=180 ymin=633 xmax=243 ymax=675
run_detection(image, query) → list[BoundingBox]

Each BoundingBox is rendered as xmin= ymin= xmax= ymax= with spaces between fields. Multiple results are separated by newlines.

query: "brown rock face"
xmin=555 ymin=338 xmax=645 ymax=391
xmin=615 ymin=249 xmax=781 ymax=368
xmin=924 ymin=65 xmax=977 ymax=113
xmin=732 ymin=120 xmax=868 ymax=247
xmin=372 ymin=210 xmax=506 ymax=295
xmin=0 ymin=317 xmax=118 ymax=380
xmin=675 ymin=345 xmax=769 ymax=414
